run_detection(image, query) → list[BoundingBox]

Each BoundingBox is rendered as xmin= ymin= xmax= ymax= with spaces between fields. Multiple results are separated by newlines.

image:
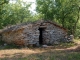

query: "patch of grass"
xmin=2 ymin=44 xmax=20 ymax=49
xmin=52 ymin=42 xmax=77 ymax=49
xmin=0 ymin=40 xmax=5 ymax=45
xmin=0 ymin=39 xmax=77 ymax=50
xmin=0 ymin=42 xmax=21 ymax=50
xmin=1 ymin=51 xmax=80 ymax=60
xmin=66 ymin=52 xmax=80 ymax=60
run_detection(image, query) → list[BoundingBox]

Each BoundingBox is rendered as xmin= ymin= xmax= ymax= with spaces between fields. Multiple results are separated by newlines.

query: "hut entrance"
xmin=39 ymin=28 xmax=43 ymax=45
xmin=39 ymin=26 xmax=46 ymax=45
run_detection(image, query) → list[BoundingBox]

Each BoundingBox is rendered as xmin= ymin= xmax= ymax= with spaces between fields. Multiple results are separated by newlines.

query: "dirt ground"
xmin=0 ymin=40 xmax=80 ymax=60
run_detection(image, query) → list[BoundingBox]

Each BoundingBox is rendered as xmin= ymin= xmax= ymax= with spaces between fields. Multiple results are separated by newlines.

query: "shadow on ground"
xmin=0 ymin=42 xmax=77 ymax=50
xmin=0 ymin=40 xmax=80 ymax=60
xmin=0 ymin=45 xmax=80 ymax=60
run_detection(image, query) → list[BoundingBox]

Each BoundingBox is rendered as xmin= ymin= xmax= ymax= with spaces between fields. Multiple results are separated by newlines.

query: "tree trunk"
xmin=73 ymin=7 xmax=80 ymax=35
xmin=62 ymin=11 xmax=65 ymax=28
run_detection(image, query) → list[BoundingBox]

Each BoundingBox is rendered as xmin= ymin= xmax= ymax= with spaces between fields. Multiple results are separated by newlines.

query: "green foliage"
xmin=0 ymin=0 xmax=9 ymax=5
xmin=0 ymin=0 xmax=31 ymax=29
xmin=0 ymin=0 xmax=80 ymax=37
xmin=36 ymin=0 xmax=55 ymax=20
xmin=74 ymin=21 xmax=80 ymax=37
xmin=36 ymin=0 xmax=80 ymax=35
xmin=30 ymin=13 xmax=44 ymax=21
xmin=0 ymin=0 xmax=9 ymax=28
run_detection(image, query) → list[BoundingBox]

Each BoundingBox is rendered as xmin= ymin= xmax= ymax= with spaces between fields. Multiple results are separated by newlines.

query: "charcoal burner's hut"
xmin=0 ymin=20 xmax=67 ymax=46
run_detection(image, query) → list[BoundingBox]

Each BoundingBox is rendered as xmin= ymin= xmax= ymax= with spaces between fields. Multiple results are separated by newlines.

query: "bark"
xmin=73 ymin=7 xmax=80 ymax=35
xmin=61 ymin=10 xmax=65 ymax=28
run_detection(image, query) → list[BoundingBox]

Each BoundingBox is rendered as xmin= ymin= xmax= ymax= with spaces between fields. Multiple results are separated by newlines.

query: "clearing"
xmin=0 ymin=39 xmax=80 ymax=60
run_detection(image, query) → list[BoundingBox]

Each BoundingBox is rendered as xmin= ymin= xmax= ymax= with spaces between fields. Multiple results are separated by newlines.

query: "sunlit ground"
xmin=0 ymin=39 xmax=80 ymax=60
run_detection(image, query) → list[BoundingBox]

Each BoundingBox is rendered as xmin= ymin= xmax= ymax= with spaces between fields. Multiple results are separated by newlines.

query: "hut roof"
xmin=43 ymin=21 xmax=67 ymax=31
xmin=0 ymin=20 xmax=67 ymax=33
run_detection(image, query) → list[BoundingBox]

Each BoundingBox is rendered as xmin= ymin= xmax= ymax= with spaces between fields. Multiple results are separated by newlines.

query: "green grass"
xmin=0 ymin=41 xmax=21 ymax=50
xmin=52 ymin=42 xmax=77 ymax=49
xmin=0 ymin=51 xmax=80 ymax=60
xmin=66 ymin=53 xmax=80 ymax=60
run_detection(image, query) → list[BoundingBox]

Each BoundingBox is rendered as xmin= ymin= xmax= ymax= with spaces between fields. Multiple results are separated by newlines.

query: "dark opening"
xmin=39 ymin=28 xmax=44 ymax=45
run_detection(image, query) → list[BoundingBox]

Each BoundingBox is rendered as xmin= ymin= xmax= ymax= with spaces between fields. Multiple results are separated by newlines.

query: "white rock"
xmin=42 ymin=45 xmax=48 ymax=48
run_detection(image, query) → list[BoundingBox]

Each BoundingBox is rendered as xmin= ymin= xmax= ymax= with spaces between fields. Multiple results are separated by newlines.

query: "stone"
xmin=4 ymin=43 xmax=7 ymax=46
xmin=67 ymin=35 xmax=74 ymax=42
xmin=42 ymin=45 xmax=48 ymax=48
xmin=53 ymin=41 xmax=59 ymax=45
xmin=0 ymin=20 xmax=68 ymax=46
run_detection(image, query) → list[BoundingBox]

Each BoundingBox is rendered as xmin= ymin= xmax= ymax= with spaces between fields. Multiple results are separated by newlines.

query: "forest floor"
xmin=0 ymin=39 xmax=80 ymax=60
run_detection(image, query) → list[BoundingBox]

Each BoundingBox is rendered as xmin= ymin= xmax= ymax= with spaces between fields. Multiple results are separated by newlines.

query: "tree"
xmin=0 ymin=0 xmax=9 ymax=28
xmin=36 ymin=0 xmax=80 ymax=35
xmin=0 ymin=0 xmax=9 ymax=5
xmin=0 ymin=0 xmax=31 ymax=28
xmin=36 ymin=0 xmax=55 ymax=20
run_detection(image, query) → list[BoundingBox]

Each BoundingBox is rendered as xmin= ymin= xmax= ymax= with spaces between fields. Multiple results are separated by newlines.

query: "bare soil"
xmin=0 ymin=39 xmax=80 ymax=60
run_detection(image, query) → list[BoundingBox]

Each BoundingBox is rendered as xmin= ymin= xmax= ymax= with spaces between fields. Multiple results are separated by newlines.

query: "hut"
xmin=0 ymin=20 xmax=67 ymax=46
